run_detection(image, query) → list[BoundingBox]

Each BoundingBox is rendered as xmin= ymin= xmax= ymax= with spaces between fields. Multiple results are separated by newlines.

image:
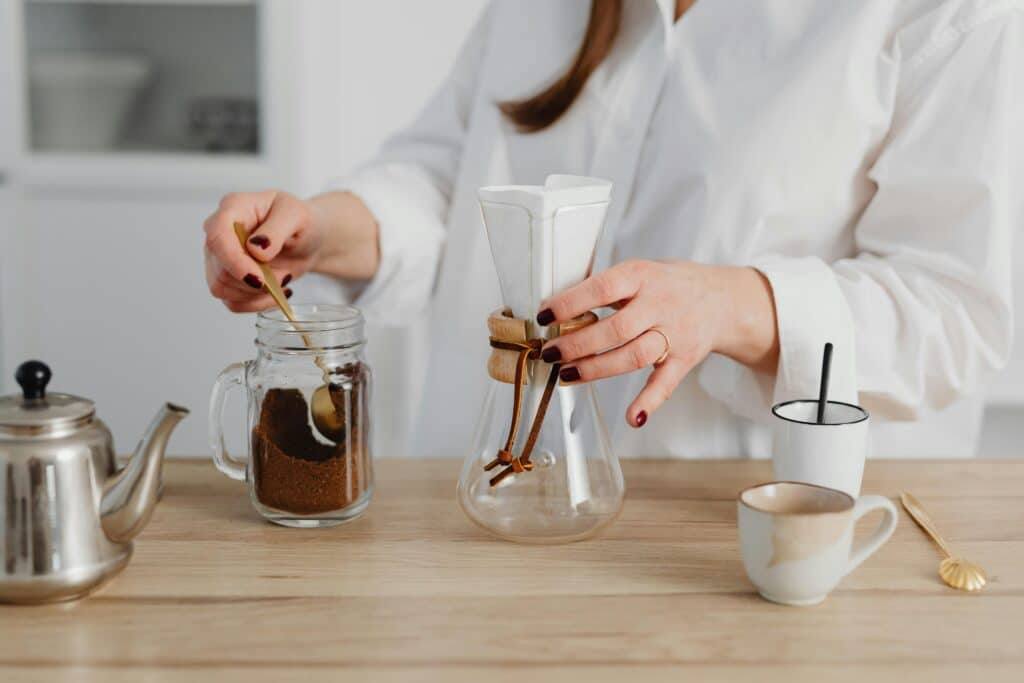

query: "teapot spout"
xmin=101 ymin=403 xmax=189 ymax=544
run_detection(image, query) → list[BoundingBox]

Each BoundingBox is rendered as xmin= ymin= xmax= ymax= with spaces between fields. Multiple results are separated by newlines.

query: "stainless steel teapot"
xmin=0 ymin=361 xmax=188 ymax=604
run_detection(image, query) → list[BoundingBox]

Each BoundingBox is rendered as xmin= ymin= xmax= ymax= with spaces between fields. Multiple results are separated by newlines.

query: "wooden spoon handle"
xmin=900 ymin=491 xmax=954 ymax=558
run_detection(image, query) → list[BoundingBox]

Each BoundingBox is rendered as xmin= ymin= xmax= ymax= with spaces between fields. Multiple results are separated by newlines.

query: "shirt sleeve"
xmin=298 ymin=5 xmax=493 ymax=323
xmin=702 ymin=8 xmax=1022 ymax=421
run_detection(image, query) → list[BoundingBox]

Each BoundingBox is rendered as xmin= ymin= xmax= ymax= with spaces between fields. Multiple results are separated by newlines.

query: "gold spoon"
xmin=233 ymin=223 xmax=345 ymax=442
xmin=900 ymin=491 xmax=987 ymax=592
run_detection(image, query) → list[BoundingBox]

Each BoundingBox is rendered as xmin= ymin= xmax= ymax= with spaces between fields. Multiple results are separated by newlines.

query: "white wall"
xmin=0 ymin=0 xmax=485 ymax=457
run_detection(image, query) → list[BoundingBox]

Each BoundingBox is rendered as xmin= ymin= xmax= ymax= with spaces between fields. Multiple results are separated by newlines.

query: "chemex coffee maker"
xmin=457 ymin=175 xmax=625 ymax=543
xmin=0 ymin=361 xmax=188 ymax=603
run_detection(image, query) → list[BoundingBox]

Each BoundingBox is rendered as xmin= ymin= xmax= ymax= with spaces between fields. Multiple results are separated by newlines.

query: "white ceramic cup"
xmin=737 ymin=481 xmax=897 ymax=606
xmin=771 ymin=399 xmax=870 ymax=497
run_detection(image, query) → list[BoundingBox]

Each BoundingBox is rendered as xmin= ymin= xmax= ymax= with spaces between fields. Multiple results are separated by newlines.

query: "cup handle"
xmin=844 ymin=495 xmax=898 ymax=576
xmin=208 ymin=362 xmax=249 ymax=481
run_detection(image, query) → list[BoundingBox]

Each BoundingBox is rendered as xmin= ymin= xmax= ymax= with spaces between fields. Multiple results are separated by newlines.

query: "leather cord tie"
xmin=483 ymin=308 xmax=597 ymax=487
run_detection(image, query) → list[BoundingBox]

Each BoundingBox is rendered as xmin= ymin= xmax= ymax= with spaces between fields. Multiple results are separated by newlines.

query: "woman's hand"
xmin=203 ymin=190 xmax=380 ymax=312
xmin=535 ymin=260 xmax=779 ymax=427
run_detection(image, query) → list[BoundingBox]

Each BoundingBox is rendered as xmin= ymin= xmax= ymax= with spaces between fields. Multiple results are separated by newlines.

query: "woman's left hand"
xmin=536 ymin=260 xmax=778 ymax=428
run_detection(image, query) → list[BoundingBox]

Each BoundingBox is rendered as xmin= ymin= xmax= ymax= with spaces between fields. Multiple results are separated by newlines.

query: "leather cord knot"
xmin=483 ymin=308 xmax=597 ymax=487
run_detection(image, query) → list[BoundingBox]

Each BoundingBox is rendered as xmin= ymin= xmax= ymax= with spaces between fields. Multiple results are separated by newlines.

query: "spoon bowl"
xmin=311 ymin=385 xmax=346 ymax=442
xmin=939 ymin=556 xmax=987 ymax=592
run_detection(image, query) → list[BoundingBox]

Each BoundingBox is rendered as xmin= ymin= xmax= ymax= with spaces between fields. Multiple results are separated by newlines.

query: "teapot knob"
xmin=16 ymin=360 xmax=51 ymax=401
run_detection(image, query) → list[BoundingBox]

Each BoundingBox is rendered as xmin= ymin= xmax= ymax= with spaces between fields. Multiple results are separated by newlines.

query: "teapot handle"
xmin=208 ymin=362 xmax=249 ymax=481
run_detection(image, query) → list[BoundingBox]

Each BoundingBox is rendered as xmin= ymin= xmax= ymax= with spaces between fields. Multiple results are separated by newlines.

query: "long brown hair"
xmin=499 ymin=0 xmax=623 ymax=133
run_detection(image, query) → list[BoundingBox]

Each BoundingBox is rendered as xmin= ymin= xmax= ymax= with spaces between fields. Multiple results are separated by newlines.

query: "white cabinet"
xmin=6 ymin=0 xmax=295 ymax=190
xmin=0 ymin=0 xmax=485 ymax=455
xmin=25 ymin=1 xmax=261 ymax=155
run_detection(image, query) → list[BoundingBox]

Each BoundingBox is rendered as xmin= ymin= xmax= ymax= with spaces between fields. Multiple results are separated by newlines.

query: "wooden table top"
xmin=1 ymin=458 xmax=1021 ymax=682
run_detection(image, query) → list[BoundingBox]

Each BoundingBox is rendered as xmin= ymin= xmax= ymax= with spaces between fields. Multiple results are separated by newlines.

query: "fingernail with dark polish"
xmin=249 ymin=235 xmax=271 ymax=249
xmin=559 ymin=366 xmax=580 ymax=383
xmin=285 ymin=288 xmax=294 ymax=299
xmin=281 ymin=273 xmax=292 ymax=287
xmin=536 ymin=308 xmax=555 ymax=326
xmin=635 ymin=410 xmax=648 ymax=428
xmin=243 ymin=274 xmax=262 ymax=289
xmin=541 ymin=346 xmax=562 ymax=363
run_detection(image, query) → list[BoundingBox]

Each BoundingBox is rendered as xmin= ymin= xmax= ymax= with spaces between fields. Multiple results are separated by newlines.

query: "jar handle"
xmin=208 ymin=362 xmax=249 ymax=481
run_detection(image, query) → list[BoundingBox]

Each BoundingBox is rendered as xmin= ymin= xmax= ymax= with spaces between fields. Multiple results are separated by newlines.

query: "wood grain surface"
xmin=1 ymin=458 xmax=1021 ymax=682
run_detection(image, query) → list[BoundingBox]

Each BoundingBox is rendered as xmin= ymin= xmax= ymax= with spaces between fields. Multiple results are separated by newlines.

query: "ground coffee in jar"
xmin=252 ymin=362 xmax=370 ymax=515
xmin=209 ymin=304 xmax=374 ymax=527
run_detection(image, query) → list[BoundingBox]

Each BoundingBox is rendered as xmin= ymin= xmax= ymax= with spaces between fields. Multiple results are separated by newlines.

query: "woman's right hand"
xmin=204 ymin=189 xmax=380 ymax=313
xmin=204 ymin=190 xmax=321 ymax=312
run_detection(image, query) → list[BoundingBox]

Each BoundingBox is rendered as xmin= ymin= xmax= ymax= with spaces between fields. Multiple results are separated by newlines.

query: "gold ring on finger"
xmin=649 ymin=327 xmax=671 ymax=366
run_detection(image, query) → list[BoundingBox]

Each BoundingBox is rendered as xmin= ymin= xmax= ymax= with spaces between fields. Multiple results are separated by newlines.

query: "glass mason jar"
xmin=209 ymin=304 xmax=373 ymax=527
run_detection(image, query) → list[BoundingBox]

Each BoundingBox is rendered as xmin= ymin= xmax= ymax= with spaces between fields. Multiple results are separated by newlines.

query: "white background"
xmin=0 ymin=0 xmax=1020 ymax=458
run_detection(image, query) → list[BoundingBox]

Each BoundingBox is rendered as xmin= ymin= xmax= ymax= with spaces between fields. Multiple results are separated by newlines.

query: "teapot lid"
xmin=0 ymin=361 xmax=95 ymax=436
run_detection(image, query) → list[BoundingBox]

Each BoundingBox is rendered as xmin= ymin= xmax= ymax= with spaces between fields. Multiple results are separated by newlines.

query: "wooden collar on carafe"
xmin=485 ymin=308 xmax=598 ymax=487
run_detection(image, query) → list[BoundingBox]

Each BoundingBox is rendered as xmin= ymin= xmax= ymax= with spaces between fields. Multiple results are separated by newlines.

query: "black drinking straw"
xmin=817 ymin=343 xmax=833 ymax=424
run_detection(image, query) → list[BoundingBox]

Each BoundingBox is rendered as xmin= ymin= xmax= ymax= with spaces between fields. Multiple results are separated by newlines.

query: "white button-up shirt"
xmin=308 ymin=0 xmax=1021 ymax=458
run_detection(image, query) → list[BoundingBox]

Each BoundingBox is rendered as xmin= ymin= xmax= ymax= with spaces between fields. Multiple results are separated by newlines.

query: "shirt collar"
xmin=653 ymin=0 xmax=678 ymax=50
xmin=655 ymin=0 xmax=676 ymax=27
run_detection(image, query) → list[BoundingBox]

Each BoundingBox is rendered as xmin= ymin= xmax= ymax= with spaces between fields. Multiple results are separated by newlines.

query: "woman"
xmin=204 ymin=0 xmax=1019 ymax=458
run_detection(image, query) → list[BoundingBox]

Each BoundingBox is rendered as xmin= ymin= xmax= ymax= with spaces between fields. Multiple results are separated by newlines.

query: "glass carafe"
xmin=209 ymin=304 xmax=373 ymax=527
xmin=456 ymin=175 xmax=625 ymax=543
